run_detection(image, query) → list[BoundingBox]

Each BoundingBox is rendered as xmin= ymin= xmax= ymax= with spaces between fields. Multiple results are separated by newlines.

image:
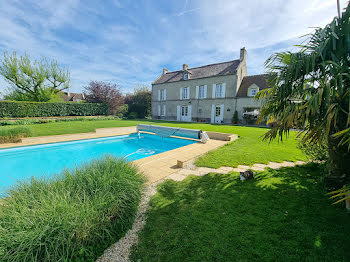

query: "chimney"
xmin=82 ymin=93 xmax=85 ymax=99
xmin=183 ymin=64 xmax=189 ymax=71
xmin=162 ymin=68 xmax=168 ymax=74
xmin=67 ymin=91 xmax=70 ymax=96
xmin=240 ymin=47 xmax=247 ymax=62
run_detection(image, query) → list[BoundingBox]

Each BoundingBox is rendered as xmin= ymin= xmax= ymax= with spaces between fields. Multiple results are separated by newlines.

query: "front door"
xmin=181 ymin=106 xmax=189 ymax=121
xmin=214 ymin=105 xmax=224 ymax=123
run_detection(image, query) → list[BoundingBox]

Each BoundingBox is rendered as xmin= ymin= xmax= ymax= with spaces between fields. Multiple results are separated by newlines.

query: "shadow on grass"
xmin=131 ymin=163 xmax=350 ymax=262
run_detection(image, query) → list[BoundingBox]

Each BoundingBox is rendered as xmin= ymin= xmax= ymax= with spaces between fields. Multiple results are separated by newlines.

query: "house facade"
xmin=151 ymin=48 xmax=269 ymax=124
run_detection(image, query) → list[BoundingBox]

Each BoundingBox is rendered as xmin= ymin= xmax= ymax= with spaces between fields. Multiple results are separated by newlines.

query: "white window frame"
xmin=250 ymin=88 xmax=257 ymax=97
xmin=183 ymin=87 xmax=189 ymax=99
xmin=181 ymin=105 xmax=188 ymax=116
xmin=215 ymin=83 xmax=223 ymax=98
xmin=161 ymin=105 xmax=166 ymax=116
xmin=199 ymin=85 xmax=205 ymax=99
xmin=215 ymin=105 xmax=221 ymax=117
xmin=160 ymin=89 xmax=166 ymax=101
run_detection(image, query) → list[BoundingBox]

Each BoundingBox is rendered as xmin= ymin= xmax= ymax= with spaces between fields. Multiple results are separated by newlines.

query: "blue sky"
xmin=0 ymin=0 xmax=346 ymax=94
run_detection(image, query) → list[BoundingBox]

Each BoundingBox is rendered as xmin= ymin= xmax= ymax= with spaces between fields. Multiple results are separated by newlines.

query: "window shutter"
xmin=220 ymin=104 xmax=224 ymax=119
xmin=212 ymin=84 xmax=216 ymax=98
xmin=210 ymin=104 xmax=215 ymax=123
xmin=187 ymin=86 xmax=190 ymax=99
xmin=163 ymin=105 xmax=166 ymax=116
xmin=158 ymin=90 xmax=161 ymax=101
xmin=204 ymin=85 xmax=207 ymax=98
xmin=188 ymin=105 xmax=192 ymax=121
xmin=195 ymin=86 xmax=199 ymax=99
xmin=158 ymin=105 xmax=161 ymax=116
xmin=164 ymin=89 xmax=166 ymax=100
xmin=222 ymin=83 xmax=226 ymax=98
xmin=180 ymin=88 xmax=183 ymax=100
xmin=177 ymin=105 xmax=180 ymax=120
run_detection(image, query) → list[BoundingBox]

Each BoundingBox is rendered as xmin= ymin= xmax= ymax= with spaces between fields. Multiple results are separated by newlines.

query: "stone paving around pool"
xmin=133 ymin=137 xmax=233 ymax=184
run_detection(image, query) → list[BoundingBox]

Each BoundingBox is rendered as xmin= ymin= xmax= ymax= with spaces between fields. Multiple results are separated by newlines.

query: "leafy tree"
xmin=4 ymin=88 xmax=64 ymax=102
xmin=0 ymin=52 xmax=70 ymax=102
xmin=256 ymin=3 xmax=350 ymax=188
xmin=84 ymin=81 xmax=124 ymax=114
xmin=125 ymin=86 xmax=151 ymax=118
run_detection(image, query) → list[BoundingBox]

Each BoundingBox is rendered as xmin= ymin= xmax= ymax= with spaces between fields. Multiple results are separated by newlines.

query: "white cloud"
xmin=0 ymin=0 xmax=348 ymax=96
xmin=194 ymin=0 xmax=346 ymax=52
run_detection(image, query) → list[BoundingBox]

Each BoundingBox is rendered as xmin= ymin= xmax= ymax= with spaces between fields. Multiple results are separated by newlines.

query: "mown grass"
xmin=0 ymin=120 xmax=306 ymax=166
xmin=0 ymin=156 xmax=145 ymax=262
xmin=131 ymin=164 xmax=350 ymax=262
xmin=0 ymin=126 xmax=33 ymax=143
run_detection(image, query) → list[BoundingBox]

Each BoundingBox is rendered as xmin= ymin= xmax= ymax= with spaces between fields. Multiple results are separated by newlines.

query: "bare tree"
xmin=84 ymin=81 xmax=124 ymax=114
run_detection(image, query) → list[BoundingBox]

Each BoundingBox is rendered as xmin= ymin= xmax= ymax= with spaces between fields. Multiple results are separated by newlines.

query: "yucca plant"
xmin=256 ymin=2 xmax=350 ymax=189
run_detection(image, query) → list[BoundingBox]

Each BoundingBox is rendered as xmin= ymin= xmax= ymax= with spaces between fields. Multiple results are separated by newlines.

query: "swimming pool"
xmin=0 ymin=133 xmax=195 ymax=194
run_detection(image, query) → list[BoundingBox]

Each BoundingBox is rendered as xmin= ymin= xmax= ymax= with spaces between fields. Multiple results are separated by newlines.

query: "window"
xmin=160 ymin=89 xmax=166 ymax=100
xmin=215 ymin=106 xmax=221 ymax=117
xmin=215 ymin=84 xmax=223 ymax=98
xmin=199 ymin=85 xmax=205 ymax=98
xmin=250 ymin=88 xmax=257 ymax=97
xmin=183 ymin=87 xmax=189 ymax=99
xmin=181 ymin=106 xmax=188 ymax=116
xmin=161 ymin=105 xmax=166 ymax=116
xmin=183 ymin=73 xmax=188 ymax=80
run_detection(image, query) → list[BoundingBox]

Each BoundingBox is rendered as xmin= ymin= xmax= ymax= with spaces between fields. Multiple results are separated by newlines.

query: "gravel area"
xmin=96 ymin=178 xmax=162 ymax=262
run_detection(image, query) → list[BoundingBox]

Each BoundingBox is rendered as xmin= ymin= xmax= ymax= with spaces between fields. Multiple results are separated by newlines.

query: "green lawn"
xmin=131 ymin=164 xmax=350 ymax=262
xmin=0 ymin=120 xmax=306 ymax=167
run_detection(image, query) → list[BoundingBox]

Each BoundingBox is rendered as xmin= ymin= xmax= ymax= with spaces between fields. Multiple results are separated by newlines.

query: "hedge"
xmin=0 ymin=101 xmax=108 ymax=118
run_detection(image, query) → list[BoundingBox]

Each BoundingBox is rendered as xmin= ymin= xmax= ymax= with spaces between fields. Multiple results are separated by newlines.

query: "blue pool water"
xmin=0 ymin=133 xmax=195 ymax=194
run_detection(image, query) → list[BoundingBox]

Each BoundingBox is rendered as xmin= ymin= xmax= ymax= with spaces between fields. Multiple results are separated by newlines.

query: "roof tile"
xmin=153 ymin=60 xmax=240 ymax=84
xmin=237 ymin=74 xmax=270 ymax=97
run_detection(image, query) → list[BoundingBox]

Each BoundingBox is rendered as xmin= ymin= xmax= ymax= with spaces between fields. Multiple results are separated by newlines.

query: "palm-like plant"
xmin=256 ymin=3 xmax=350 ymax=189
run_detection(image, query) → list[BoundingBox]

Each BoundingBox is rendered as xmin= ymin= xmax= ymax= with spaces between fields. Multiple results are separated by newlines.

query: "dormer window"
xmin=183 ymin=73 xmax=188 ymax=80
xmin=247 ymin=85 xmax=259 ymax=97
xmin=249 ymin=88 xmax=257 ymax=96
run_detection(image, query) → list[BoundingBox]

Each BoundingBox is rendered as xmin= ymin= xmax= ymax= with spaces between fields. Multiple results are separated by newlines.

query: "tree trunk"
xmin=326 ymin=135 xmax=350 ymax=189
xmin=346 ymin=194 xmax=350 ymax=212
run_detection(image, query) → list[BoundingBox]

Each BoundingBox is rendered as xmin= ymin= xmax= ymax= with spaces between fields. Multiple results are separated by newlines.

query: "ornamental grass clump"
xmin=0 ymin=156 xmax=145 ymax=262
xmin=0 ymin=126 xmax=33 ymax=143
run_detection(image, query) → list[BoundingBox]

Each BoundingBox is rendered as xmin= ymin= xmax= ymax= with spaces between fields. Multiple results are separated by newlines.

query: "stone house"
xmin=62 ymin=92 xmax=86 ymax=102
xmin=151 ymin=48 xmax=269 ymax=124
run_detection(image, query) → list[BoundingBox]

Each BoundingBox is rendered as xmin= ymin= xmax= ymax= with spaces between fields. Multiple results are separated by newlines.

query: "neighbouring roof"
xmin=236 ymin=74 xmax=270 ymax=97
xmin=62 ymin=92 xmax=85 ymax=102
xmin=153 ymin=60 xmax=241 ymax=85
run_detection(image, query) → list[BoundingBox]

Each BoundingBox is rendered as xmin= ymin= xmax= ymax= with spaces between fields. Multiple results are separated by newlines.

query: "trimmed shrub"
xmin=0 ymin=101 xmax=108 ymax=118
xmin=0 ymin=126 xmax=33 ymax=143
xmin=128 ymin=112 xmax=138 ymax=119
xmin=115 ymin=104 xmax=128 ymax=118
xmin=0 ymin=116 xmax=119 ymax=126
xmin=232 ymin=110 xmax=238 ymax=124
xmin=0 ymin=156 xmax=145 ymax=261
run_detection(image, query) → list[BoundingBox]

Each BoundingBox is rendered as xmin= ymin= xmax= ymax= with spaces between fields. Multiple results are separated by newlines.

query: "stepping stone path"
xmin=167 ymin=160 xmax=307 ymax=182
